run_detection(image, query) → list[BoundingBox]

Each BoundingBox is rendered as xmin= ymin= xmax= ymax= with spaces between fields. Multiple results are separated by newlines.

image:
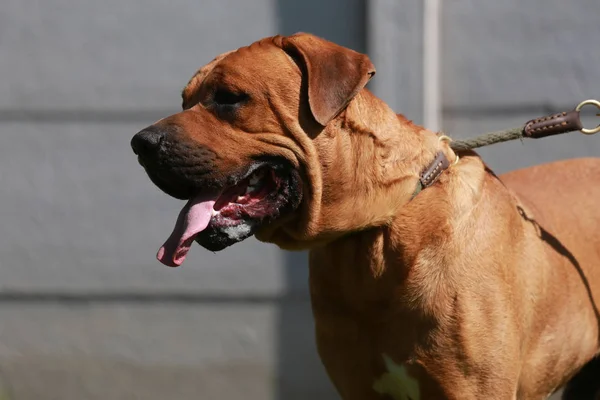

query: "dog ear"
xmin=280 ymin=33 xmax=376 ymax=126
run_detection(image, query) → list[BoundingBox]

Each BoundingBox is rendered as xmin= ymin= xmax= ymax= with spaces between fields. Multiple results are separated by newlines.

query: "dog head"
xmin=131 ymin=32 xmax=378 ymax=266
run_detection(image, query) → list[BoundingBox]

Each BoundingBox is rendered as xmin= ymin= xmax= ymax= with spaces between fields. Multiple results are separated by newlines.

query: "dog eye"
xmin=213 ymin=89 xmax=248 ymax=106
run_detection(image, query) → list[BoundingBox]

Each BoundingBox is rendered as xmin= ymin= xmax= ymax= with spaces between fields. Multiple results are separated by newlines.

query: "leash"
xmin=411 ymin=99 xmax=600 ymax=199
xmin=449 ymin=99 xmax=600 ymax=151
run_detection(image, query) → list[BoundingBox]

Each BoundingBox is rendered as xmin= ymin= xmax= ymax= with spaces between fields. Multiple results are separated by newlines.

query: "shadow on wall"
xmin=275 ymin=0 xmax=366 ymax=398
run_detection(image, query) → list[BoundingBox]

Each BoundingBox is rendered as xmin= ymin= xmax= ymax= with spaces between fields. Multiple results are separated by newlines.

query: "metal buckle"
xmin=575 ymin=99 xmax=600 ymax=135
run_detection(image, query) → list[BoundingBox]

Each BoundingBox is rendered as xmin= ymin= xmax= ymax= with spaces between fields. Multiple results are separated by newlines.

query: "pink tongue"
xmin=157 ymin=195 xmax=217 ymax=267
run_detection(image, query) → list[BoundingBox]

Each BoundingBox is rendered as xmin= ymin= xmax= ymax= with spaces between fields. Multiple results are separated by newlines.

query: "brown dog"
xmin=131 ymin=33 xmax=600 ymax=399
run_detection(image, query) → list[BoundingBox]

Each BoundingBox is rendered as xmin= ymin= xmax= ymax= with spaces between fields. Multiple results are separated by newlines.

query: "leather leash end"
xmin=523 ymin=99 xmax=600 ymax=139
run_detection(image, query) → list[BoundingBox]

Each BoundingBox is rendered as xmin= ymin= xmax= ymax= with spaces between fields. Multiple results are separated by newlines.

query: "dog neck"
xmin=294 ymin=90 xmax=458 ymax=244
xmin=307 ymin=90 xmax=482 ymax=316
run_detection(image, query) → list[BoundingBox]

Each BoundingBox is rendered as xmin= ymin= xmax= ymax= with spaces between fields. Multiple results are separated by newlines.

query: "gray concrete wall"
xmin=442 ymin=0 xmax=600 ymax=175
xmin=0 ymin=0 xmax=598 ymax=398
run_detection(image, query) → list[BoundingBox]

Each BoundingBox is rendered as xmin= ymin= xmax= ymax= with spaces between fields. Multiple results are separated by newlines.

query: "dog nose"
xmin=131 ymin=125 xmax=165 ymax=156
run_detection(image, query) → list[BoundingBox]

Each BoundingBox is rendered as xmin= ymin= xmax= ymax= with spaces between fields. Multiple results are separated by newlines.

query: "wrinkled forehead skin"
xmin=184 ymin=36 xmax=319 ymax=150
xmin=181 ymin=36 xmax=316 ymax=133
xmin=181 ymin=49 xmax=236 ymax=106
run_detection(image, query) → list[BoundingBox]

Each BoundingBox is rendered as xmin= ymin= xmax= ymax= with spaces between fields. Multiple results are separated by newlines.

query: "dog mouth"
xmin=153 ymin=160 xmax=302 ymax=267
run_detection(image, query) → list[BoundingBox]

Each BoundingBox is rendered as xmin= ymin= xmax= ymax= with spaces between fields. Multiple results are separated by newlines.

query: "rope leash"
xmin=446 ymin=99 xmax=600 ymax=151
